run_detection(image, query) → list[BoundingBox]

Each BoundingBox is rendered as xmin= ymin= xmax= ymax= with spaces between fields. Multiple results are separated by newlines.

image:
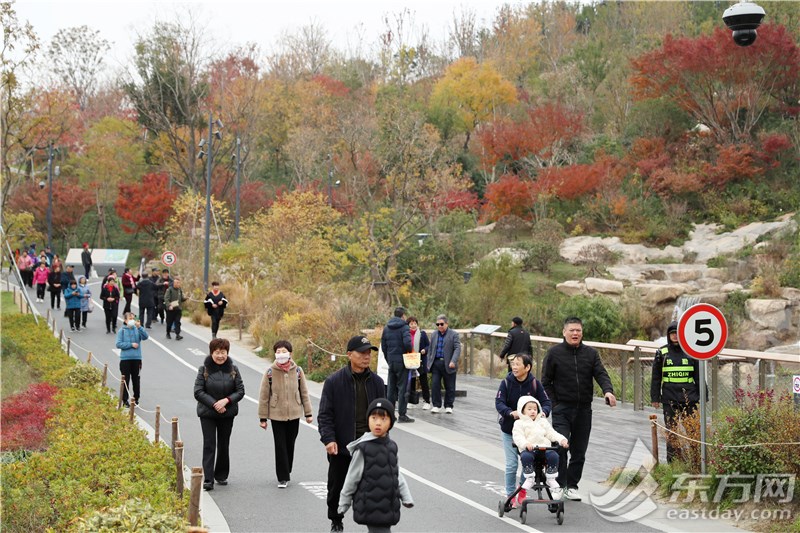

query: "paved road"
xmin=14 ymin=279 xmax=744 ymax=533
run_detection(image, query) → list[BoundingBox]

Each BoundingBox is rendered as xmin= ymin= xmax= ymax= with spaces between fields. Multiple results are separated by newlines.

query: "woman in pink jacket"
xmin=32 ymin=262 xmax=50 ymax=302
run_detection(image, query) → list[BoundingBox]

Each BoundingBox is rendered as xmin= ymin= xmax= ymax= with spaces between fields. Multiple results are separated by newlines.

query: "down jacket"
xmin=194 ymin=356 xmax=245 ymax=419
xmin=512 ymin=396 xmax=566 ymax=451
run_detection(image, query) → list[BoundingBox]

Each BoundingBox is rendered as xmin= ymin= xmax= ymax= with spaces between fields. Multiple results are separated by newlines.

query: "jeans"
xmin=200 ymin=416 xmax=235 ymax=483
xmin=551 ymin=403 xmax=593 ymax=490
xmin=520 ymin=449 xmax=559 ymax=475
xmin=387 ymin=361 xmax=410 ymax=416
xmin=430 ymin=358 xmax=456 ymax=408
xmin=502 ymin=431 xmax=525 ymax=496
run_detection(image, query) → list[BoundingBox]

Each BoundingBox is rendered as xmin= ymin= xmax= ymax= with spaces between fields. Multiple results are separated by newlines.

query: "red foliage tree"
xmin=476 ymin=102 xmax=585 ymax=171
xmin=482 ymin=174 xmax=535 ymax=220
xmin=534 ymin=156 xmax=623 ymax=200
xmin=115 ymin=172 xmax=179 ymax=236
xmin=631 ymin=24 xmax=800 ymax=143
xmin=311 ymin=74 xmax=350 ymax=98
xmin=0 ymin=382 xmax=58 ymax=451
xmin=6 ymin=179 xmax=94 ymax=238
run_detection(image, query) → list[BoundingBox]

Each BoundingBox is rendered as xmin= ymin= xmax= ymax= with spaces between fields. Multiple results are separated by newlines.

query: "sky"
xmin=14 ymin=0 xmax=515 ymax=76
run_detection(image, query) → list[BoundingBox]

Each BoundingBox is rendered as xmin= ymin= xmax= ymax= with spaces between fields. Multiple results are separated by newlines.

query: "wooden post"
xmin=239 ymin=313 xmax=244 ymax=341
xmin=171 ymin=417 xmax=179 ymax=458
xmin=87 ymin=351 xmax=93 ymax=364
xmin=711 ymin=357 xmax=719 ymax=416
xmin=633 ymin=347 xmax=642 ymax=411
xmin=129 ymin=399 xmax=136 ymax=423
xmin=188 ymin=466 xmax=203 ymax=525
xmin=102 ymin=364 xmax=108 ymax=387
xmin=306 ymin=342 xmax=313 ymax=373
xmin=649 ymin=414 xmax=659 ymax=465
xmin=46 ymin=307 xmax=51 ymax=323
xmin=66 ymin=337 xmax=71 ymax=355
xmin=758 ymin=358 xmax=767 ymax=391
xmin=118 ymin=376 xmax=126 ymax=409
xmin=155 ymin=406 xmax=161 ymax=444
xmin=52 ymin=315 xmax=57 ymax=332
xmin=174 ymin=441 xmax=185 ymax=496
xmin=620 ymin=352 xmax=626 ymax=405
xmin=488 ymin=335 xmax=494 ymax=379
xmin=59 ymin=328 xmax=64 ymax=343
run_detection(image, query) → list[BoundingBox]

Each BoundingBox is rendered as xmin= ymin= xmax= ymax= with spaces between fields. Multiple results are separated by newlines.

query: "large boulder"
xmin=696 ymin=277 xmax=724 ymax=291
xmin=745 ymin=299 xmax=792 ymax=331
xmin=585 ymin=277 xmax=624 ymax=295
xmin=556 ymin=280 xmax=587 ymax=297
xmin=721 ymin=283 xmax=745 ymax=292
xmin=667 ymin=268 xmax=704 ymax=283
xmin=635 ymin=283 xmax=690 ymax=305
xmin=781 ymin=287 xmax=800 ymax=302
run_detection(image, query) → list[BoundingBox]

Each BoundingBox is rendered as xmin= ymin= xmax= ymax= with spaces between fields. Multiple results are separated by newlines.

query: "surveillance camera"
xmin=723 ymin=1 xmax=765 ymax=47
xmin=38 ymin=180 xmax=46 ymax=190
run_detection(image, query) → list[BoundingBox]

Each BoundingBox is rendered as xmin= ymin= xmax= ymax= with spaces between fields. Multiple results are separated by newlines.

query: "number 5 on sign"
xmin=677 ymin=303 xmax=728 ymax=360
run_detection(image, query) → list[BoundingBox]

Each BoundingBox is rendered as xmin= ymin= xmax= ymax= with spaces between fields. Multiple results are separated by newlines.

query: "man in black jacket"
xmin=498 ymin=316 xmax=532 ymax=370
xmin=541 ymin=317 xmax=616 ymax=501
xmin=318 ymin=335 xmax=385 ymax=533
xmin=381 ymin=307 xmax=413 ymax=423
xmin=650 ymin=321 xmax=702 ymax=463
xmin=136 ymin=273 xmax=158 ymax=329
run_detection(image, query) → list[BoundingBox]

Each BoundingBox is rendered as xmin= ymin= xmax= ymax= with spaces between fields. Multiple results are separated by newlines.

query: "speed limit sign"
xmin=677 ymin=303 xmax=728 ymax=360
xmin=161 ymin=250 xmax=177 ymax=267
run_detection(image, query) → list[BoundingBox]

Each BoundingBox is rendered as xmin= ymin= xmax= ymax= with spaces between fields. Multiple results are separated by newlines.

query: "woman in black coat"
xmin=194 ymin=338 xmax=245 ymax=491
xmin=99 ymin=278 xmax=121 ymax=334
xmin=203 ymin=281 xmax=228 ymax=339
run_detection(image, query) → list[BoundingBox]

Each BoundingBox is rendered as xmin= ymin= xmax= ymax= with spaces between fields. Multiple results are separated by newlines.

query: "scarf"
xmin=411 ymin=329 xmax=421 ymax=352
xmin=276 ymin=360 xmax=293 ymax=372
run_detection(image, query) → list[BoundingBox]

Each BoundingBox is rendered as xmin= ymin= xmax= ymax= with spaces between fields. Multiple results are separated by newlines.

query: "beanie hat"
xmin=517 ymin=395 xmax=543 ymax=419
xmin=367 ymin=398 xmax=395 ymax=430
xmin=667 ymin=321 xmax=678 ymax=335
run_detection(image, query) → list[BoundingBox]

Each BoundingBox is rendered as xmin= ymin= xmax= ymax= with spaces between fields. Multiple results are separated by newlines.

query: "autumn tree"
xmin=481 ymin=4 xmax=543 ymax=86
xmin=631 ymin=24 xmax=800 ymax=143
xmin=482 ymin=173 xmax=535 ymax=221
xmin=46 ymin=25 xmax=110 ymax=111
xmin=115 ymin=172 xmax=179 ymax=238
xmin=6 ymin=179 xmax=92 ymax=246
xmin=429 ymin=57 xmax=517 ymax=150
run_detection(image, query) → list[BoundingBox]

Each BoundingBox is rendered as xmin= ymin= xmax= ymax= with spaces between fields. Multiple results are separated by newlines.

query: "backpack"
xmin=267 ymin=366 xmax=302 ymax=398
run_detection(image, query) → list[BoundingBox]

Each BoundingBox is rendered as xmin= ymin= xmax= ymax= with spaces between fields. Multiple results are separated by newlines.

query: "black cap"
xmin=347 ymin=335 xmax=378 ymax=353
xmin=367 ymin=398 xmax=395 ymax=429
xmin=667 ymin=321 xmax=678 ymax=334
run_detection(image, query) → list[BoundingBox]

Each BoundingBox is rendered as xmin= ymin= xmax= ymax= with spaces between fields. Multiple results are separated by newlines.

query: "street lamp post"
xmin=198 ymin=113 xmax=223 ymax=292
xmin=327 ymin=154 xmax=333 ymax=206
xmin=234 ymin=137 xmax=241 ymax=241
xmin=46 ymin=142 xmax=54 ymax=250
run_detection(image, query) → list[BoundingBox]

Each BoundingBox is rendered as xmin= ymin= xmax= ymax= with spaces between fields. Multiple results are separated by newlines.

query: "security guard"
xmin=650 ymin=321 xmax=702 ymax=463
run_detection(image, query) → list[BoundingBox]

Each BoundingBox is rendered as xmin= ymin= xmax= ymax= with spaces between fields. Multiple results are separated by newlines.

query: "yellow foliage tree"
xmin=430 ymin=57 xmax=517 ymax=151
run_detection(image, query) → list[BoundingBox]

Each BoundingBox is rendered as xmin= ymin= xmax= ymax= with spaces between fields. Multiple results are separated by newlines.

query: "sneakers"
xmin=277 ymin=480 xmax=288 ymax=488
xmin=175 ymin=335 xmax=183 ymax=340
xmin=430 ymin=406 xmax=441 ymax=413
xmin=330 ymin=520 xmax=344 ymax=532
xmin=215 ymin=479 xmax=228 ymax=486
xmin=562 ymin=487 xmax=582 ymax=501
xmin=203 ymin=481 xmax=214 ymax=491
xmin=397 ymin=415 xmax=415 ymax=423
xmin=550 ymin=487 xmax=563 ymax=500
xmin=445 ymin=407 xmax=453 ymax=414
xmin=422 ymin=402 xmax=431 ymax=410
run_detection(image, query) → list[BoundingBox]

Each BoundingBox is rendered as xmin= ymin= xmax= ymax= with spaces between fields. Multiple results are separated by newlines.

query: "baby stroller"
xmin=497 ymin=445 xmax=565 ymax=525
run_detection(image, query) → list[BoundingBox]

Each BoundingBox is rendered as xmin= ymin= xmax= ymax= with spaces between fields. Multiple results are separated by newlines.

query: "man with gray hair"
xmin=426 ymin=315 xmax=461 ymax=414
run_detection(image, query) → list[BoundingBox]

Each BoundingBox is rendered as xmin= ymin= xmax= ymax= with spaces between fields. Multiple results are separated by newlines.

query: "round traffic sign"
xmin=793 ymin=375 xmax=800 ymax=395
xmin=161 ymin=250 xmax=177 ymax=266
xmin=677 ymin=303 xmax=728 ymax=360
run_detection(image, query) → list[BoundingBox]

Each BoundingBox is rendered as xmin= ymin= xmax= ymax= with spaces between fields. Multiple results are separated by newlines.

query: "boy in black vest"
xmin=338 ymin=398 xmax=413 ymax=533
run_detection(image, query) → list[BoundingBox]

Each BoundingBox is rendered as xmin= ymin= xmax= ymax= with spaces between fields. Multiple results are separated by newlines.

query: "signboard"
xmin=677 ymin=303 xmax=728 ymax=360
xmin=65 ymin=248 xmax=128 ymax=279
xmin=161 ymin=250 xmax=177 ymax=266
xmin=793 ymin=375 xmax=800 ymax=395
xmin=472 ymin=324 xmax=502 ymax=335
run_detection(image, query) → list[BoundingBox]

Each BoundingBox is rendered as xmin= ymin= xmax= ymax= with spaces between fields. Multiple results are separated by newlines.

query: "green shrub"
xmin=66 ymin=363 xmax=103 ymax=389
xmin=76 ymin=498 xmax=188 ymax=532
xmin=462 ymin=255 xmax=525 ymax=325
xmin=1 ymin=314 xmax=76 ymax=385
xmin=519 ymin=240 xmax=561 ymax=274
xmin=558 ymin=295 xmax=624 ymax=343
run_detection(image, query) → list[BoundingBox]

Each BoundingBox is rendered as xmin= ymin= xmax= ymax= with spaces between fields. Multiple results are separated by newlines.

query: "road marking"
xmin=467 ymin=479 xmax=507 ymax=497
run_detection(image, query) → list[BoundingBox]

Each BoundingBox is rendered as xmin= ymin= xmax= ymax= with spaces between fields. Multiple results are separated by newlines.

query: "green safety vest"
xmin=660 ymin=347 xmax=696 ymax=384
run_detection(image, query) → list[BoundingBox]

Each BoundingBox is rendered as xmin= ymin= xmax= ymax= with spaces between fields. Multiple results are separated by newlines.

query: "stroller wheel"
xmin=520 ymin=509 xmax=527 ymax=524
xmin=498 ymin=500 xmax=505 ymax=518
xmin=548 ymin=503 xmax=559 ymax=513
xmin=557 ymin=510 xmax=564 ymax=525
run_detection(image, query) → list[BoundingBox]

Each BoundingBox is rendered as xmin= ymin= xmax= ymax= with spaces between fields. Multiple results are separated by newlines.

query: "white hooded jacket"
xmin=512 ymin=395 xmax=566 ymax=451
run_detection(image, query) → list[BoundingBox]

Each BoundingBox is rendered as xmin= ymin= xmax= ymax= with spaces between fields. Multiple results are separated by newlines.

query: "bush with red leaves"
xmin=1 ymin=382 xmax=58 ymax=451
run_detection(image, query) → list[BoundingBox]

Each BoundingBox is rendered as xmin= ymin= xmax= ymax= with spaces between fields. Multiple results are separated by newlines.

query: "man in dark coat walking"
xmin=136 ymin=274 xmax=158 ymax=329
xmin=380 ymin=307 xmax=413 ymax=423
xmin=498 ymin=316 xmax=532 ymax=370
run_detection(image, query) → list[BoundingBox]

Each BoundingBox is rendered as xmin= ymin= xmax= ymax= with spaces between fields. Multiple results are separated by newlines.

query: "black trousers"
xmin=50 ymin=289 xmax=61 ymax=309
xmin=166 ymin=308 xmax=182 ymax=335
xmin=66 ymin=308 xmax=81 ymax=330
xmin=123 ymin=291 xmax=133 ymax=314
xmin=271 ymin=418 xmax=300 ymax=481
xmin=200 ymin=416 xmax=235 ymax=483
xmin=210 ymin=311 xmax=223 ymax=337
xmin=140 ymin=305 xmax=156 ymax=328
xmin=664 ymin=401 xmax=698 ymax=463
xmin=81 ymin=310 xmax=88 ymax=327
xmin=156 ymin=299 xmax=165 ymax=322
xmin=551 ymin=403 xmax=593 ymax=490
xmin=105 ymin=303 xmax=118 ymax=332
xmin=119 ymin=359 xmax=141 ymax=404
xmin=387 ymin=361 xmax=410 ymax=416
xmin=326 ymin=452 xmax=352 ymax=521
xmin=83 ymin=264 xmax=91 ymax=279
xmin=430 ymin=359 xmax=456 ymax=408
xmin=36 ymin=283 xmax=46 ymax=299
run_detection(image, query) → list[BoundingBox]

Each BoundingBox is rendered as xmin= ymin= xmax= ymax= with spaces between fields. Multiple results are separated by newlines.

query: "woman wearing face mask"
xmin=258 ymin=340 xmax=313 ymax=488
xmin=78 ymin=276 xmax=92 ymax=329
xmin=194 ymin=338 xmax=245 ymax=491
xmin=115 ymin=312 xmax=149 ymax=407
xmin=63 ymin=279 xmax=83 ymax=331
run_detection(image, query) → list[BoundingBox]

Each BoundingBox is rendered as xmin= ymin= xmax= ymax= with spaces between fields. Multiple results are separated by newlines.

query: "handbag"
xmin=124 ymin=287 xmax=135 ymax=295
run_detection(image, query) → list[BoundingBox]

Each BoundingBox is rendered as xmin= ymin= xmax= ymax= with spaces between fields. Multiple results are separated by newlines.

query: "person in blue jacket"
xmin=77 ymin=276 xmax=92 ymax=329
xmin=116 ymin=311 xmax=149 ymax=407
xmin=495 ymin=353 xmax=552 ymax=504
xmin=63 ymin=279 xmax=83 ymax=332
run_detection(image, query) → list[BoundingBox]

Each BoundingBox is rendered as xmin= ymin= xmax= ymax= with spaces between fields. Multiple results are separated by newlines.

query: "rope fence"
xmin=649 ymin=416 xmax=799 ymax=448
